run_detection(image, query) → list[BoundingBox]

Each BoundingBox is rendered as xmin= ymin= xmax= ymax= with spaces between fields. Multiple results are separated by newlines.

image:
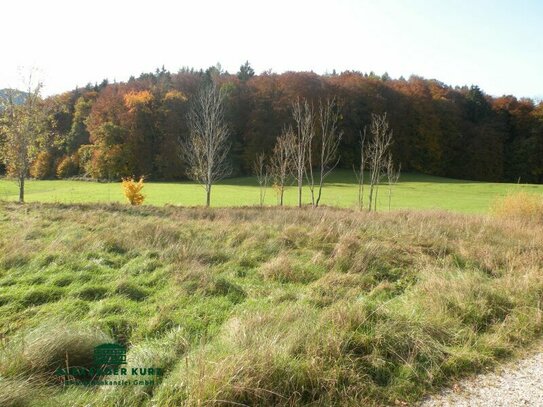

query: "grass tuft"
xmin=0 ymin=320 xmax=111 ymax=378
xmin=114 ymin=281 xmax=149 ymax=301
xmin=76 ymin=285 xmax=110 ymax=300
xmin=21 ymin=287 xmax=63 ymax=306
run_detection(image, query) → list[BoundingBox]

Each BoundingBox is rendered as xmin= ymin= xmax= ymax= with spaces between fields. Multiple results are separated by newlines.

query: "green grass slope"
xmin=1 ymin=170 xmax=542 ymax=212
xmin=0 ymin=203 xmax=542 ymax=406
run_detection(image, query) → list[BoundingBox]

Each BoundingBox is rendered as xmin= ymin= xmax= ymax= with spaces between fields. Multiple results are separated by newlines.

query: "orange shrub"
xmin=491 ymin=191 xmax=543 ymax=223
xmin=121 ymin=177 xmax=145 ymax=205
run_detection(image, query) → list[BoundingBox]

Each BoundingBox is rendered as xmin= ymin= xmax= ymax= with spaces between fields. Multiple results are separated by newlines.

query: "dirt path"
xmin=419 ymin=351 xmax=543 ymax=406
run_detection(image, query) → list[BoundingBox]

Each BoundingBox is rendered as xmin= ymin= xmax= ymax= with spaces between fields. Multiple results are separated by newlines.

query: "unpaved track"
xmin=419 ymin=351 xmax=543 ymax=406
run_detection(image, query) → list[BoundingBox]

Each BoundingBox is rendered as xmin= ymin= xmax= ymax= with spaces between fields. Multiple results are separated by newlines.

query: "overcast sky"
xmin=2 ymin=0 xmax=542 ymax=99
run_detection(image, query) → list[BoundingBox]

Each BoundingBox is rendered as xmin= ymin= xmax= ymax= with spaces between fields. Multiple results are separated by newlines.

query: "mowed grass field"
xmin=1 ymin=203 xmax=543 ymax=406
xmin=1 ymin=170 xmax=542 ymax=212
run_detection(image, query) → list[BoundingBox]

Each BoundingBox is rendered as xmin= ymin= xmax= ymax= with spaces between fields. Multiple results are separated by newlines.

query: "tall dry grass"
xmin=0 ymin=202 xmax=542 ymax=406
xmin=491 ymin=191 xmax=543 ymax=223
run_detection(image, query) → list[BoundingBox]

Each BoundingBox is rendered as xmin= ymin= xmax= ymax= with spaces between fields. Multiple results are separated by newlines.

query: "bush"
xmin=78 ymin=142 xmax=125 ymax=180
xmin=76 ymin=144 xmax=95 ymax=176
xmin=491 ymin=191 xmax=543 ymax=223
xmin=30 ymin=151 xmax=53 ymax=179
xmin=121 ymin=177 xmax=145 ymax=205
xmin=56 ymin=154 xmax=79 ymax=178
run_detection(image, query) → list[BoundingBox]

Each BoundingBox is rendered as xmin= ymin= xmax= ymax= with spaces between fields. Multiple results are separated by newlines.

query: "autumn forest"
xmin=4 ymin=63 xmax=543 ymax=184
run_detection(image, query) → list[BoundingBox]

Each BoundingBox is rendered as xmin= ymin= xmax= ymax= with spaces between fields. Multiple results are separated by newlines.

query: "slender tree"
xmin=366 ymin=113 xmax=394 ymax=211
xmin=289 ymin=98 xmax=314 ymax=207
xmin=253 ymin=152 xmax=269 ymax=206
xmin=0 ymin=73 xmax=48 ymax=203
xmin=386 ymin=154 xmax=401 ymax=211
xmin=181 ymin=83 xmax=231 ymax=207
xmin=269 ymin=130 xmax=292 ymax=206
xmin=315 ymin=97 xmax=343 ymax=207
xmin=353 ymin=128 xmax=367 ymax=210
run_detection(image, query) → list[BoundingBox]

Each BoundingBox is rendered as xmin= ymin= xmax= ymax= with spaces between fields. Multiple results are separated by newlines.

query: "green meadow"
xmin=1 ymin=170 xmax=541 ymax=213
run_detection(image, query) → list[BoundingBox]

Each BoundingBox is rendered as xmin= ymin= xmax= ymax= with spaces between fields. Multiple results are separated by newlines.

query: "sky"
xmin=2 ymin=0 xmax=542 ymax=99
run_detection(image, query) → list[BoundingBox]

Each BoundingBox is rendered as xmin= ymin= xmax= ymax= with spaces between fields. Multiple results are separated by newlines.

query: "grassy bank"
xmin=1 ymin=170 xmax=542 ymax=212
xmin=0 ymin=203 xmax=542 ymax=406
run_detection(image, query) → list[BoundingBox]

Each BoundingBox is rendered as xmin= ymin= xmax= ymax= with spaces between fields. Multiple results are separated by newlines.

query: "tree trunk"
xmin=368 ymin=183 xmax=374 ymax=211
xmin=19 ymin=176 xmax=25 ymax=204
xmin=388 ymin=187 xmax=392 ymax=211
xmin=298 ymin=177 xmax=302 ymax=208
xmin=315 ymin=172 xmax=324 ymax=207
xmin=358 ymin=171 xmax=364 ymax=210
xmin=307 ymin=160 xmax=315 ymax=207
xmin=308 ymin=173 xmax=315 ymax=207
xmin=315 ymin=185 xmax=323 ymax=207
xmin=206 ymin=185 xmax=211 ymax=207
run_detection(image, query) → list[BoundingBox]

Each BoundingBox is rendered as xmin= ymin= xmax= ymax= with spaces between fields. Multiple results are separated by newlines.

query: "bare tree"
xmin=386 ymin=154 xmax=401 ymax=211
xmin=353 ymin=128 xmax=366 ymax=210
xmin=289 ymin=98 xmax=315 ymax=208
xmin=312 ymin=97 xmax=343 ymax=207
xmin=253 ymin=152 xmax=269 ymax=206
xmin=366 ymin=113 xmax=394 ymax=212
xmin=0 ymin=72 xmax=47 ymax=203
xmin=181 ymin=83 xmax=231 ymax=207
xmin=269 ymin=130 xmax=292 ymax=206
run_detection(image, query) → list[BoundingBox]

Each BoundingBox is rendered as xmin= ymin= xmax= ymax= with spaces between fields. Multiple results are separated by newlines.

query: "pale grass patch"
xmin=260 ymin=253 xmax=297 ymax=282
xmin=491 ymin=191 xmax=543 ymax=223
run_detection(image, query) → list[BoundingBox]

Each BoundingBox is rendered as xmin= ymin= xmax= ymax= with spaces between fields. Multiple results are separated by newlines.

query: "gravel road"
xmin=419 ymin=351 xmax=543 ymax=406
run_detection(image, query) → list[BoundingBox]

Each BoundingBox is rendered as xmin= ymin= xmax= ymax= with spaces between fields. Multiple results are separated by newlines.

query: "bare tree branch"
xmin=253 ymin=152 xmax=269 ymax=206
xmin=386 ymin=154 xmax=401 ymax=211
xmin=269 ymin=128 xmax=293 ymax=206
xmin=366 ymin=113 xmax=394 ymax=212
xmin=353 ymin=128 xmax=366 ymax=210
xmin=315 ymin=97 xmax=343 ymax=207
xmin=289 ymin=98 xmax=314 ymax=208
xmin=180 ymin=83 xmax=231 ymax=207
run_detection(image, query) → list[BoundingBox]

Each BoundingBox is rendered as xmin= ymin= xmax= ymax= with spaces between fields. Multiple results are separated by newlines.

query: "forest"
xmin=2 ymin=62 xmax=543 ymax=184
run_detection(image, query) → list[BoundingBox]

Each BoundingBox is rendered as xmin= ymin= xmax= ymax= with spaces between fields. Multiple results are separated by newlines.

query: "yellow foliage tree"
xmin=123 ymin=90 xmax=153 ymax=111
xmin=164 ymin=90 xmax=187 ymax=102
xmin=121 ymin=176 xmax=145 ymax=205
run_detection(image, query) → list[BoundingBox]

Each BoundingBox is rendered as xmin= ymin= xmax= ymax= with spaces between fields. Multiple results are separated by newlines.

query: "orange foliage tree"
xmin=16 ymin=64 xmax=543 ymax=185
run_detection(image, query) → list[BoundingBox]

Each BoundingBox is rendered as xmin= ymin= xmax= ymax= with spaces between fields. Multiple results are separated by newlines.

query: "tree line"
xmin=1 ymin=63 xmax=542 ymax=197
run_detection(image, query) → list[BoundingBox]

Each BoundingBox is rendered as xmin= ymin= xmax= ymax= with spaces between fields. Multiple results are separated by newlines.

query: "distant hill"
xmin=0 ymin=88 xmax=27 ymax=106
